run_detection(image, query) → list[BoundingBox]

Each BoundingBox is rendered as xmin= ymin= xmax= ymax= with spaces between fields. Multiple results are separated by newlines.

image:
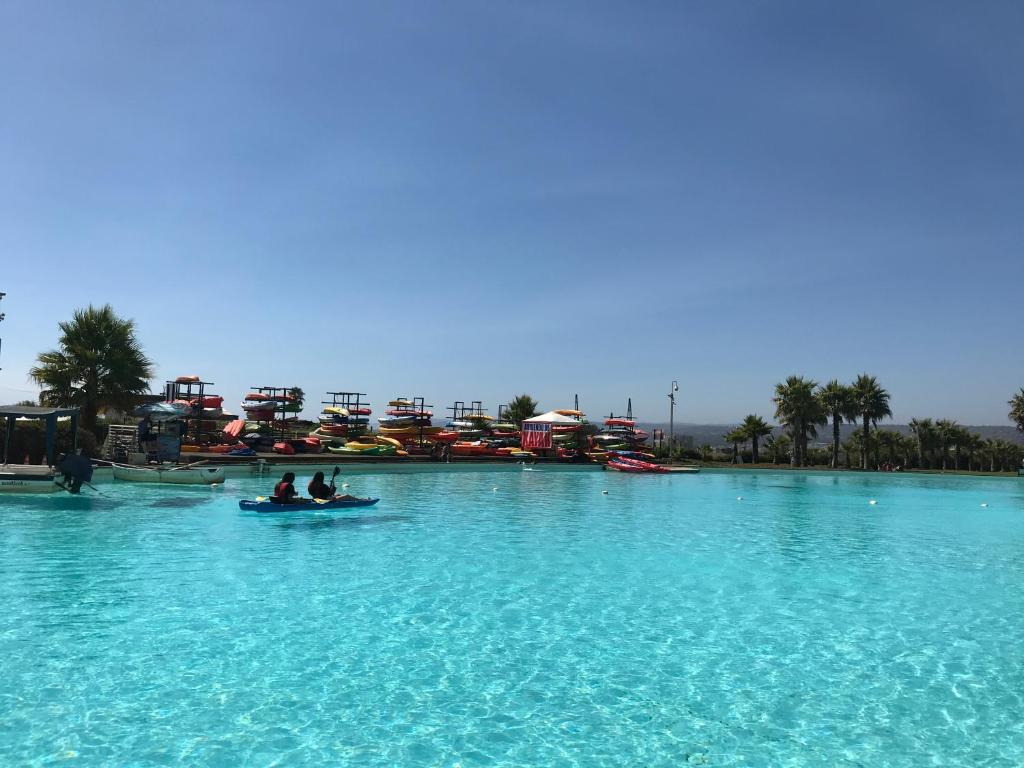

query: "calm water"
xmin=1 ymin=468 xmax=1023 ymax=766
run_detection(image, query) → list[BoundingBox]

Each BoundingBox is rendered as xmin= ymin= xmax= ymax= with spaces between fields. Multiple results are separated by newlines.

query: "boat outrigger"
xmin=0 ymin=405 xmax=92 ymax=493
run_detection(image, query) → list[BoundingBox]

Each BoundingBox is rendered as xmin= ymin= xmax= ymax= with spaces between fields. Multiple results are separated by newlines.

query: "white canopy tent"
xmin=522 ymin=411 xmax=580 ymax=424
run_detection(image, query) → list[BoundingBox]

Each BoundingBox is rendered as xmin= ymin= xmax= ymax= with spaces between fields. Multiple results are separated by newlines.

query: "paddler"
xmin=271 ymin=472 xmax=298 ymax=504
xmin=307 ymin=468 xmax=359 ymax=501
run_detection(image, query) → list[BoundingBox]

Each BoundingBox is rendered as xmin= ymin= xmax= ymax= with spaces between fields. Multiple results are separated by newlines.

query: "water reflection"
xmin=276 ymin=514 xmax=413 ymax=532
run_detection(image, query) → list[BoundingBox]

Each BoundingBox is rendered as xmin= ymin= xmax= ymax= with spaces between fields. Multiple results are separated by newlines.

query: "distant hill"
xmin=639 ymin=422 xmax=1024 ymax=447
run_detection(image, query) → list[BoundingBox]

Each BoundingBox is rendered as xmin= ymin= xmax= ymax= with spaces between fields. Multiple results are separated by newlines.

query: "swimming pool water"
xmin=1 ymin=468 xmax=1023 ymax=766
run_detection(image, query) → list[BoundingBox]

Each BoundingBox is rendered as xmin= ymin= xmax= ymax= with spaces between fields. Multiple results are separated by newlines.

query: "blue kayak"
xmin=239 ymin=497 xmax=380 ymax=513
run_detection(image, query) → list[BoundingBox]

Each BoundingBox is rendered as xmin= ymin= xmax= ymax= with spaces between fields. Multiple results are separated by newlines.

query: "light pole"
xmin=0 ymin=291 xmax=6 ymax=371
xmin=668 ymin=380 xmax=678 ymax=458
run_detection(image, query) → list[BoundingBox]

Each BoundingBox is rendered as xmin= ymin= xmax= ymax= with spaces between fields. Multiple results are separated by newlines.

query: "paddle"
xmin=55 ymin=479 xmax=106 ymax=496
xmin=329 ymin=465 xmax=340 ymax=493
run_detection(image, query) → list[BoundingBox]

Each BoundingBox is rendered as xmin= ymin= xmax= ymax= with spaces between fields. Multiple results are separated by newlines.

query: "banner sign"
xmin=521 ymin=421 xmax=552 ymax=450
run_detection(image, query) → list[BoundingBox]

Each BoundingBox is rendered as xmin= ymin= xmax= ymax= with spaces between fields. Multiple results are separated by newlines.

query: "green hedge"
xmin=1 ymin=422 xmax=101 ymax=464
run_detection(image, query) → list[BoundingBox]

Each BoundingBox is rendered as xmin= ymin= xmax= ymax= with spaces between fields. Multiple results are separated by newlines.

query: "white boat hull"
xmin=112 ymin=465 xmax=226 ymax=485
xmin=0 ymin=465 xmax=59 ymax=493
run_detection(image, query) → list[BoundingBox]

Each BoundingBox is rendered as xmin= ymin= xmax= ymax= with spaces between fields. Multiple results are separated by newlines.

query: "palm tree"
xmin=875 ymin=429 xmax=900 ymax=465
xmin=816 ymin=380 xmax=855 ymax=469
xmin=908 ymin=417 xmax=935 ymax=469
xmin=850 ymin=374 xmax=892 ymax=470
xmin=960 ymin=431 xmax=983 ymax=471
xmin=842 ymin=430 xmax=864 ymax=468
xmin=1010 ymin=388 xmax=1024 ymax=433
xmin=950 ymin=426 xmax=972 ymax=471
xmin=698 ymin=444 xmax=713 ymax=462
xmin=773 ymin=376 xmax=824 ymax=466
xmin=504 ymin=394 xmax=539 ymax=426
xmin=934 ymin=419 xmax=959 ymax=471
xmin=739 ymin=415 xmax=773 ymax=464
xmin=29 ymin=304 xmax=154 ymax=432
xmin=764 ymin=433 xmax=791 ymax=464
xmin=724 ymin=428 xmax=747 ymax=464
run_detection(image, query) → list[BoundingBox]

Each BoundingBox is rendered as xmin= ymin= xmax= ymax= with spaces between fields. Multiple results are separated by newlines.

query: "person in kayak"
xmin=307 ymin=471 xmax=334 ymax=500
xmin=307 ymin=470 xmax=360 ymax=502
xmin=272 ymin=472 xmax=298 ymax=504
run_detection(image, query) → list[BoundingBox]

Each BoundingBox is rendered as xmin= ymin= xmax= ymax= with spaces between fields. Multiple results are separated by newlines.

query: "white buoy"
xmin=737 ymin=496 xmax=743 ymax=501
xmin=342 ymin=483 xmax=349 ymax=488
xmin=981 ymin=502 xmax=989 ymax=508
xmin=602 ymin=490 xmax=609 ymax=495
xmin=869 ymin=499 xmax=877 ymax=505
xmin=492 ymin=487 xmax=498 ymax=492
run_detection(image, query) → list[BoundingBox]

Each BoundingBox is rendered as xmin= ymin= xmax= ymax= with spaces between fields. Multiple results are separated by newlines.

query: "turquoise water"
xmin=1 ymin=468 xmax=1023 ymax=766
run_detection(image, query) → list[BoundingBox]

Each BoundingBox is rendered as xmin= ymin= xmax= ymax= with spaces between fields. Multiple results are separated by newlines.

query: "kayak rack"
xmin=250 ymin=386 xmax=302 ymax=442
xmin=162 ymin=376 xmax=222 ymax=457
xmin=389 ymin=396 xmax=434 ymax=450
xmin=322 ymin=392 xmax=370 ymax=440
xmin=447 ymin=400 xmax=487 ymax=422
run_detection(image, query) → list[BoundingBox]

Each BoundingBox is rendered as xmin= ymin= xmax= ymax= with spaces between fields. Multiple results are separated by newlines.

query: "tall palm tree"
xmin=29 ymin=304 xmax=154 ymax=432
xmin=850 ymin=374 xmax=892 ymax=470
xmin=816 ymin=380 xmax=855 ymax=469
xmin=908 ymin=417 xmax=935 ymax=469
xmin=934 ymin=419 xmax=959 ymax=471
xmin=504 ymin=394 xmax=539 ymax=426
xmin=724 ymin=428 xmax=747 ymax=464
xmin=773 ymin=376 xmax=824 ymax=467
xmin=1010 ymin=388 xmax=1024 ymax=433
xmin=739 ymin=415 xmax=773 ymax=464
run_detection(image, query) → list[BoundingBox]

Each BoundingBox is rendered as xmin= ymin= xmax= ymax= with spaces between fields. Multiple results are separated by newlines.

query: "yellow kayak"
xmin=388 ymin=399 xmax=413 ymax=407
xmin=380 ymin=425 xmax=443 ymax=436
xmin=323 ymin=406 xmax=349 ymax=417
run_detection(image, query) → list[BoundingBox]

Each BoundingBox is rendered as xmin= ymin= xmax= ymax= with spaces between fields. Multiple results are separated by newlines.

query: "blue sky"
xmin=1 ymin=1 xmax=1021 ymax=424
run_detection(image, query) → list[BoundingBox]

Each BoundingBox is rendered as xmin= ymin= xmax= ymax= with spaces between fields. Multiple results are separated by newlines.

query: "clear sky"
xmin=1 ymin=1 xmax=1021 ymax=425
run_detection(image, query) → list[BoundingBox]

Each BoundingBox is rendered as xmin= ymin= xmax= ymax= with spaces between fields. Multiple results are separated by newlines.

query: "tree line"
xmin=15 ymin=305 xmax=1024 ymax=472
xmin=714 ymin=377 xmax=1024 ymax=473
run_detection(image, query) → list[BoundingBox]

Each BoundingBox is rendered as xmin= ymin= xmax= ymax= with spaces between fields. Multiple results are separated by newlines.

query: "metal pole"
xmin=668 ymin=380 xmax=678 ymax=458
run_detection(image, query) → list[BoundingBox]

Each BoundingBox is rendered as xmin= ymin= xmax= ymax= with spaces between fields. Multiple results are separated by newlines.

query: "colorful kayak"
xmin=378 ymin=414 xmax=420 ymax=425
xmin=239 ymin=497 xmax=380 ymax=513
xmin=607 ymin=457 xmax=669 ymax=473
xmin=604 ymin=418 xmax=636 ymax=428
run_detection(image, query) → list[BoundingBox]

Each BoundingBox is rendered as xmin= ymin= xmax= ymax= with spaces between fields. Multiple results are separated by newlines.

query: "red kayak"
xmin=452 ymin=442 xmax=497 ymax=456
xmin=608 ymin=457 xmax=668 ymax=473
xmin=605 ymin=418 xmax=636 ymax=428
